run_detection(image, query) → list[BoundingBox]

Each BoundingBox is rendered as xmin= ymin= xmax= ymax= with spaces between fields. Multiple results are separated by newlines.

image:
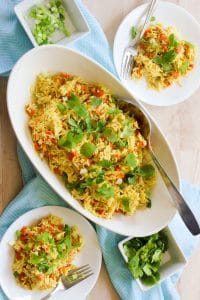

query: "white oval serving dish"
xmin=7 ymin=45 xmax=179 ymax=236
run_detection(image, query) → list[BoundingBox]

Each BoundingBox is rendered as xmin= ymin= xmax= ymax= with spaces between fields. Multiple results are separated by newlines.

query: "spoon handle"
xmin=150 ymin=150 xmax=200 ymax=236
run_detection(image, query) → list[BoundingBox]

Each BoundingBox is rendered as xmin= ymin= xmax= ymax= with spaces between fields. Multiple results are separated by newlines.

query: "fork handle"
xmin=40 ymin=284 xmax=61 ymax=300
xmin=135 ymin=0 xmax=158 ymax=45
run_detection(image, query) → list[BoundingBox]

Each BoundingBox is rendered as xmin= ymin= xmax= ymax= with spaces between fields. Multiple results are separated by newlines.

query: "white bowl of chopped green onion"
xmin=118 ymin=227 xmax=186 ymax=291
xmin=15 ymin=0 xmax=90 ymax=47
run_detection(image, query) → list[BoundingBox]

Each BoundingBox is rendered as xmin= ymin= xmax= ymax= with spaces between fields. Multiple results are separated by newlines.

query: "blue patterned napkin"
xmin=0 ymin=1 xmax=200 ymax=300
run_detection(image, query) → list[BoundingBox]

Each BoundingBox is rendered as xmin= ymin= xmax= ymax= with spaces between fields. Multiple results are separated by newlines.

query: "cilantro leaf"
xmin=150 ymin=16 xmax=156 ymax=22
xmin=131 ymin=26 xmax=138 ymax=39
xmin=107 ymin=107 xmax=122 ymax=114
xmin=98 ymin=159 xmax=113 ymax=169
xmin=124 ymin=171 xmax=136 ymax=185
xmin=163 ymin=50 xmax=177 ymax=62
xmin=115 ymin=140 xmax=128 ymax=149
xmin=68 ymin=94 xmax=80 ymax=108
xmin=179 ymin=61 xmax=190 ymax=74
xmin=95 ymin=170 xmax=105 ymax=184
xmin=124 ymin=231 xmax=168 ymax=285
xmin=120 ymin=123 xmax=133 ymax=138
xmin=125 ymin=153 xmax=137 ymax=167
xmin=152 ymin=249 xmax=162 ymax=262
xmin=95 ymin=120 xmax=105 ymax=132
xmin=68 ymin=94 xmax=88 ymax=118
xmin=68 ymin=118 xmax=82 ymax=133
xmin=58 ymin=131 xmax=84 ymax=149
xmin=143 ymin=264 xmax=153 ymax=276
xmin=80 ymin=142 xmax=96 ymax=157
xmin=29 ymin=253 xmax=47 ymax=265
xmin=36 ymin=232 xmax=54 ymax=244
xmin=85 ymin=116 xmax=93 ymax=132
xmin=168 ymin=33 xmax=178 ymax=49
xmin=161 ymin=63 xmax=172 ymax=72
xmin=91 ymin=96 xmax=102 ymax=107
xmin=96 ymin=183 xmax=115 ymax=199
xmin=122 ymin=197 xmax=130 ymax=212
xmin=13 ymin=271 xmax=19 ymax=277
xmin=134 ymin=164 xmax=155 ymax=179
xmin=128 ymin=176 xmax=136 ymax=185
xmin=37 ymin=263 xmax=49 ymax=273
xmin=74 ymin=104 xmax=88 ymax=118
xmin=104 ymin=127 xmax=119 ymax=143
xmin=147 ymin=198 xmax=152 ymax=208
xmin=57 ymin=102 xmax=67 ymax=113
xmin=128 ymin=255 xmax=143 ymax=278
xmin=153 ymin=50 xmax=177 ymax=72
xmin=16 ymin=230 xmax=21 ymax=238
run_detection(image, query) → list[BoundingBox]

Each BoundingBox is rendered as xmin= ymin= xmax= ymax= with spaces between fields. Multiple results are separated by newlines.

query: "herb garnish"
xmin=123 ymin=231 xmax=168 ymax=286
xmin=91 ymin=96 xmax=102 ymax=107
xmin=125 ymin=153 xmax=137 ymax=168
xmin=96 ymin=183 xmax=115 ymax=199
xmin=131 ymin=26 xmax=138 ymax=39
xmin=179 ymin=61 xmax=190 ymax=74
xmin=98 ymin=159 xmax=113 ymax=169
xmin=125 ymin=164 xmax=155 ymax=185
xmin=168 ymin=33 xmax=178 ymax=49
xmin=68 ymin=94 xmax=88 ymax=118
xmin=153 ymin=50 xmax=177 ymax=72
xmin=80 ymin=142 xmax=96 ymax=157
xmin=104 ymin=127 xmax=119 ymax=143
xmin=122 ymin=197 xmax=130 ymax=212
xmin=58 ymin=131 xmax=84 ymax=149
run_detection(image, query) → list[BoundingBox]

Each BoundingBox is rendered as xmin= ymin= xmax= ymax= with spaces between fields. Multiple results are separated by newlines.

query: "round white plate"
xmin=113 ymin=1 xmax=200 ymax=106
xmin=0 ymin=206 xmax=102 ymax=300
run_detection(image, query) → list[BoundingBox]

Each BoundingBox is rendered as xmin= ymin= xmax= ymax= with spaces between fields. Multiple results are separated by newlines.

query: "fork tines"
xmin=62 ymin=264 xmax=93 ymax=287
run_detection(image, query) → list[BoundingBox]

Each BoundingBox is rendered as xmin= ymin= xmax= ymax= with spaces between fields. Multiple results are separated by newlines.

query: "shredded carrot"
xmin=172 ymin=71 xmax=179 ymax=79
xmin=53 ymin=167 xmax=60 ymax=175
xmin=68 ymin=151 xmax=77 ymax=161
xmin=93 ymin=88 xmax=104 ymax=97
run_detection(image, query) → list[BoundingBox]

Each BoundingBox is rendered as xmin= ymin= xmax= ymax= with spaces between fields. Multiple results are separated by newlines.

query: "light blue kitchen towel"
xmin=0 ymin=1 xmax=200 ymax=300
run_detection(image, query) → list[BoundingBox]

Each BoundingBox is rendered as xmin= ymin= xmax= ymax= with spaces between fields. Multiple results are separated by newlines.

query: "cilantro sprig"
xmin=125 ymin=164 xmax=155 ymax=185
xmin=96 ymin=183 xmax=115 ymax=199
xmin=58 ymin=131 xmax=84 ymax=149
xmin=80 ymin=142 xmax=96 ymax=157
xmin=131 ymin=26 xmax=138 ymax=39
xmin=153 ymin=50 xmax=177 ymax=72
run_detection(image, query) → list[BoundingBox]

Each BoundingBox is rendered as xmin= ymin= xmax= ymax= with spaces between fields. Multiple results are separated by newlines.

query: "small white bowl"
xmin=118 ymin=227 xmax=187 ymax=291
xmin=14 ymin=0 xmax=90 ymax=47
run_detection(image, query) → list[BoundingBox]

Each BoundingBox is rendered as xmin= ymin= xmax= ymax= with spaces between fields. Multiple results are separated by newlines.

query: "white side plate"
xmin=0 ymin=206 xmax=102 ymax=300
xmin=113 ymin=1 xmax=200 ymax=106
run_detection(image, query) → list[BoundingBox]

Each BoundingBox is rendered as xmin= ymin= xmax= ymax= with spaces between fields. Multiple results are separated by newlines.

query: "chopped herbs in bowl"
xmin=28 ymin=0 xmax=71 ymax=45
xmin=123 ymin=231 xmax=168 ymax=286
xmin=118 ymin=227 xmax=187 ymax=290
xmin=14 ymin=0 xmax=90 ymax=47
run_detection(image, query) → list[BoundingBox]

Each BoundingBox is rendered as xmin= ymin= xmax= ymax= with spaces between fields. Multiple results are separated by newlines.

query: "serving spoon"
xmin=118 ymin=100 xmax=200 ymax=236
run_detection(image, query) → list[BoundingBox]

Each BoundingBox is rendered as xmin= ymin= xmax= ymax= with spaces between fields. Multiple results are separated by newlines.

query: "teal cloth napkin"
xmin=0 ymin=1 xmax=200 ymax=299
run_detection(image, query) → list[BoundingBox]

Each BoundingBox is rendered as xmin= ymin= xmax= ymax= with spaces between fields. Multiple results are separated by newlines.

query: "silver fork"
xmin=41 ymin=264 xmax=93 ymax=300
xmin=120 ymin=0 xmax=158 ymax=79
